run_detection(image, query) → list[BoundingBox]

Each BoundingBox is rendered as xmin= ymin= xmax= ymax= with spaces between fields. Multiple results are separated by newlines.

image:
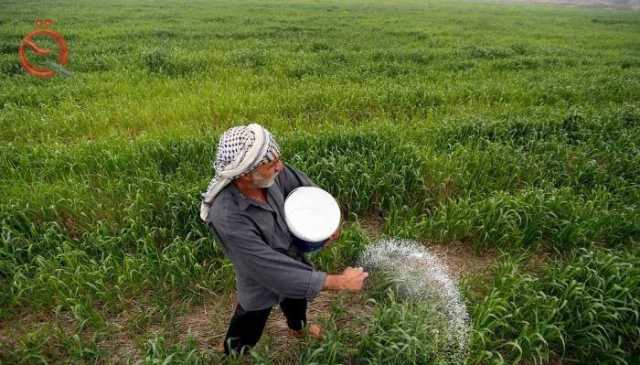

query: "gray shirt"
xmin=205 ymin=163 xmax=327 ymax=311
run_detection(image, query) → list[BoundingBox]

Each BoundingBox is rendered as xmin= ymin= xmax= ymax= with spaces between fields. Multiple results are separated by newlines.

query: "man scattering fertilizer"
xmin=200 ymin=123 xmax=369 ymax=355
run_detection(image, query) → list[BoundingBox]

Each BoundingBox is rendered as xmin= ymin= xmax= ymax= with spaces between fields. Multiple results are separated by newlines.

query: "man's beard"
xmin=252 ymin=170 xmax=278 ymax=188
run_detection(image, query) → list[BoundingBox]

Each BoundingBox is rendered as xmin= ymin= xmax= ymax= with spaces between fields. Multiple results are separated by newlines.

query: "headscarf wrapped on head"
xmin=200 ymin=123 xmax=281 ymax=222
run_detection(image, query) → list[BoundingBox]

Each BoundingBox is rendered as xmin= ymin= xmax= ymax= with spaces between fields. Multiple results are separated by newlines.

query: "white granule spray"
xmin=357 ymin=239 xmax=470 ymax=364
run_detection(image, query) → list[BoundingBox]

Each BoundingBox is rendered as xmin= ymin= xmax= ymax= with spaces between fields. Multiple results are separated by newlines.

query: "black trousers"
xmin=223 ymin=297 xmax=307 ymax=355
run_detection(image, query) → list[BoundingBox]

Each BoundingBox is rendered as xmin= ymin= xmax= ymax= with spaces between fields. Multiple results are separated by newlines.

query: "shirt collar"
xmin=228 ymin=182 xmax=275 ymax=212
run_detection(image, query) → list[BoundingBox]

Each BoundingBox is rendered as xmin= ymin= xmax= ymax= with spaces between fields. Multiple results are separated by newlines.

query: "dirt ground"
xmin=169 ymin=215 xmax=497 ymax=363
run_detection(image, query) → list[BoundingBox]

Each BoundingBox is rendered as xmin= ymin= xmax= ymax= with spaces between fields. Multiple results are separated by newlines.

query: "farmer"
xmin=200 ymin=123 xmax=369 ymax=355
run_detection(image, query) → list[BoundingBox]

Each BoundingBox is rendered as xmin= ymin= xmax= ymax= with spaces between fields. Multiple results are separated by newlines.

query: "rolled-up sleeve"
xmin=213 ymin=212 xmax=327 ymax=301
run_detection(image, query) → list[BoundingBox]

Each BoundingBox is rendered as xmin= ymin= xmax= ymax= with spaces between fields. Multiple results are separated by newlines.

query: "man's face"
xmin=250 ymin=158 xmax=284 ymax=188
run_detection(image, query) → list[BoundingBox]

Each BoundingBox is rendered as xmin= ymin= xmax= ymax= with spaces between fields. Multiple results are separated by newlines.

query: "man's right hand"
xmin=323 ymin=266 xmax=369 ymax=291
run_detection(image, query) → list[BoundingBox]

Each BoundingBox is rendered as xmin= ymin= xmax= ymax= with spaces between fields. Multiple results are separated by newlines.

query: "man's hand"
xmin=340 ymin=267 xmax=368 ymax=290
xmin=323 ymin=266 xmax=368 ymax=291
xmin=324 ymin=227 xmax=342 ymax=247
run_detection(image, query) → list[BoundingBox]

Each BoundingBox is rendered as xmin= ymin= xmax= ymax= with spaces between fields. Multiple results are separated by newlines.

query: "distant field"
xmin=507 ymin=0 xmax=640 ymax=10
xmin=1 ymin=0 xmax=639 ymax=364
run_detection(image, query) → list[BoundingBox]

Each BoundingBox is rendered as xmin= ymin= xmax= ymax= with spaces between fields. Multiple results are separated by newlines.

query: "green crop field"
xmin=1 ymin=0 xmax=639 ymax=363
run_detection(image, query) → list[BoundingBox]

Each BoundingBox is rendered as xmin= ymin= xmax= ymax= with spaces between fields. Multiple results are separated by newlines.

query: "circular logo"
xmin=19 ymin=19 xmax=69 ymax=79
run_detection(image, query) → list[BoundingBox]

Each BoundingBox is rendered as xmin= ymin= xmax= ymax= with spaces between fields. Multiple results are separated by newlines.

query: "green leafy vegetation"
xmin=469 ymin=248 xmax=640 ymax=364
xmin=1 ymin=0 xmax=639 ymax=363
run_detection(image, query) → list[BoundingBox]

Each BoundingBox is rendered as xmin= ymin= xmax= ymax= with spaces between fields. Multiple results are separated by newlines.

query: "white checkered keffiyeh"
xmin=200 ymin=123 xmax=281 ymax=221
